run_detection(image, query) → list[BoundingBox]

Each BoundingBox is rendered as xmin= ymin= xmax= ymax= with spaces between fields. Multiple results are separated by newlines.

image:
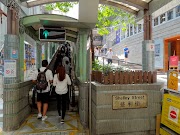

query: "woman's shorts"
xmin=37 ymin=92 xmax=50 ymax=103
xmin=125 ymin=53 xmax=128 ymax=58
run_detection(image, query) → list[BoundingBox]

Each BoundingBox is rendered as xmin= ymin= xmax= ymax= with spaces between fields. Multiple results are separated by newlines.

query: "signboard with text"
xmin=4 ymin=60 xmax=16 ymax=78
xmin=39 ymin=28 xmax=66 ymax=42
xmin=112 ymin=94 xmax=148 ymax=109
xmin=161 ymin=94 xmax=180 ymax=134
xmin=10 ymin=49 xmax=18 ymax=59
xmin=169 ymin=56 xmax=178 ymax=67
xmin=146 ymin=43 xmax=155 ymax=51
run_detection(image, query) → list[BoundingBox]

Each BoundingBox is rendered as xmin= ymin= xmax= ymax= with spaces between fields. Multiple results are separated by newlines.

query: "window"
xmin=138 ymin=24 xmax=142 ymax=33
xmin=167 ymin=9 xmax=173 ymax=20
xmin=176 ymin=5 xmax=180 ymax=17
xmin=121 ymin=31 xmax=125 ymax=40
xmin=130 ymin=25 xmax=133 ymax=36
xmin=154 ymin=17 xmax=158 ymax=26
xmin=160 ymin=13 xmax=166 ymax=24
xmin=134 ymin=25 xmax=137 ymax=34
xmin=127 ymin=26 xmax=129 ymax=37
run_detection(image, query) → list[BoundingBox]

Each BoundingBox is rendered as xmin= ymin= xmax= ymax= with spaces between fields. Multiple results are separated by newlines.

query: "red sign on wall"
xmin=169 ymin=56 xmax=179 ymax=67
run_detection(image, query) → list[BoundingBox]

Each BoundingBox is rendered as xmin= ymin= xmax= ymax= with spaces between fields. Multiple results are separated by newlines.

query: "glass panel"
xmin=130 ymin=25 xmax=133 ymax=36
xmin=160 ymin=13 xmax=166 ymax=24
xmin=154 ymin=17 xmax=158 ymax=26
xmin=127 ymin=26 xmax=129 ymax=37
xmin=121 ymin=31 xmax=125 ymax=40
xmin=138 ymin=24 xmax=142 ymax=33
xmin=167 ymin=9 xmax=173 ymax=20
xmin=134 ymin=25 xmax=137 ymax=34
xmin=176 ymin=5 xmax=180 ymax=17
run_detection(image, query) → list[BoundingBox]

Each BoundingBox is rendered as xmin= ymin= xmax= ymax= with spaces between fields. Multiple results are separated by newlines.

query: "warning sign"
xmin=168 ymin=106 xmax=179 ymax=123
xmin=161 ymin=94 xmax=180 ymax=134
xmin=4 ymin=60 xmax=16 ymax=78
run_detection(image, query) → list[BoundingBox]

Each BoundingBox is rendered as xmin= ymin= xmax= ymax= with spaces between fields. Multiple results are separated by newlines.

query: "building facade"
xmin=104 ymin=1 xmax=180 ymax=71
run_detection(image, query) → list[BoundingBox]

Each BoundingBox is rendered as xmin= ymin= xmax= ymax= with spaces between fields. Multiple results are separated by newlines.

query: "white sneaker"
xmin=42 ymin=115 xmax=48 ymax=121
xmin=60 ymin=119 xmax=65 ymax=124
xmin=37 ymin=113 xmax=42 ymax=119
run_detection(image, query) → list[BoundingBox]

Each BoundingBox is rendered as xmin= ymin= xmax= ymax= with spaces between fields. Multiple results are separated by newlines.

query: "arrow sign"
xmin=43 ymin=30 xmax=49 ymax=39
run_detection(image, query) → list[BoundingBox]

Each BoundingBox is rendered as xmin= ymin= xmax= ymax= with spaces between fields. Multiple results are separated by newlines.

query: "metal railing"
xmin=97 ymin=56 xmax=142 ymax=71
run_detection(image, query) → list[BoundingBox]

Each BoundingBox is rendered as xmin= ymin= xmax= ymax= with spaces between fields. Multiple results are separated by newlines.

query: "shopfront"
xmin=164 ymin=34 xmax=180 ymax=71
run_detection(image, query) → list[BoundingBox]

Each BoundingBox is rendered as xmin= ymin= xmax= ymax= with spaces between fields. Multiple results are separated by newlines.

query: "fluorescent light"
xmin=177 ymin=39 xmax=180 ymax=40
xmin=27 ymin=0 xmax=37 ymax=3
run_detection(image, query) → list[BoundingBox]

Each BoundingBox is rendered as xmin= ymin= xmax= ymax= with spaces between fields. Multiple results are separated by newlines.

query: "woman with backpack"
xmin=53 ymin=65 xmax=71 ymax=123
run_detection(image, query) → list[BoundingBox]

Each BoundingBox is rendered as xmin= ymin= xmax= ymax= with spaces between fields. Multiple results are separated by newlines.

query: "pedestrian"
xmin=53 ymin=65 xmax=71 ymax=124
xmin=62 ymin=55 xmax=71 ymax=76
xmin=94 ymin=47 xmax=99 ymax=60
xmin=32 ymin=60 xmax=53 ymax=121
xmin=124 ymin=45 xmax=129 ymax=64
xmin=106 ymin=48 xmax=114 ymax=64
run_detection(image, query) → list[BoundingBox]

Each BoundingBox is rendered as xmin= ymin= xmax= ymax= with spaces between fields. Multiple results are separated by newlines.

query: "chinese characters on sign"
xmin=4 ymin=60 xmax=16 ymax=77
xmin=112 ymin=94 xmax=148 ymax=109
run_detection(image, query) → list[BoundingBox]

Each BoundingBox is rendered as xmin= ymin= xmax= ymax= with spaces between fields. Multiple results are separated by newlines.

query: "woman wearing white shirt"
xmin=53 ymin=66 xmax=71 ymax=123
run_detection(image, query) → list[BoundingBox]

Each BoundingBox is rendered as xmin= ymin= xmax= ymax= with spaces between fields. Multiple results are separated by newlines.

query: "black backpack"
xmin=36 ymin=68 xmax=48 ymax=91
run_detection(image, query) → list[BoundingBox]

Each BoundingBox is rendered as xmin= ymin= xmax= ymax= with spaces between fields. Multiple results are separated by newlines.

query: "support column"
xmin=76 ymin=36 xmax=80 ymax=77
xmin=3 ymin=7 xmax=32 ymax=131
xmin=48 ymin=42 xmax=51 ymax=62
xmin=142 ymin=9 xmax=155 ymax=71
xmin=36 ymin=44 xmax=42 ymax=69
xmin=44 ymin=43 xmax=48 ymax=60
xmin=79 ymin=29 xmax=89 ymax=82
xmin=19 ymin=31 xmax=25 ymax=82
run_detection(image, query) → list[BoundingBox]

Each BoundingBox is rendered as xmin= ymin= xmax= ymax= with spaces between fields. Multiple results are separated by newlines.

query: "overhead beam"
xmin=113 ymin=0 xmax=148 ymax=10
xmin=79 ymin=0 xmax=99 ymax=23
xmin=66 ymin=29 xmax=78 ymax=36
xmin=100 ymin=0 xmax=137 ymax=15
xmin=66 ymin=36 xmax=77 ymax=42
xmin=24 ymin=0 xmax=77 ymax=8
xmin=0 ymin=0 xmax=7 ymax=6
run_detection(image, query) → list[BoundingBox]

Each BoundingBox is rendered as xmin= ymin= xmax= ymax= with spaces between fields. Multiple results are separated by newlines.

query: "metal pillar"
xmin=79 ymin=29 xmax=89 ymax=82
xmin=142 ymin=9 xmax=155 ymax=71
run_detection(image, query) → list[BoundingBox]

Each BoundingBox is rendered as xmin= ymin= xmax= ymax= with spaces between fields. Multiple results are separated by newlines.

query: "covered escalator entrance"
xmin=3 ymin=14 xmax=92 ymax=134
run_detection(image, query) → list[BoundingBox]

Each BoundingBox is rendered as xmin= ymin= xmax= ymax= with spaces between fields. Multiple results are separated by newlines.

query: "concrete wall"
xmin=91 ymin=83 xmax=163 ymax=135
xmin=3 ymin=81 xmax=33 ymax=131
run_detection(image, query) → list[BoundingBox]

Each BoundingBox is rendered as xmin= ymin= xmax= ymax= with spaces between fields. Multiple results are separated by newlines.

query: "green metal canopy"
xmin=21 ymin=14 xmax=95 ymax=42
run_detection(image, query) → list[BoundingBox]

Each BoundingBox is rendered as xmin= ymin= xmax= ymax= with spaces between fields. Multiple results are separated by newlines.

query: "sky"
xmin=52 ymin=4 xmax=79 ymax=19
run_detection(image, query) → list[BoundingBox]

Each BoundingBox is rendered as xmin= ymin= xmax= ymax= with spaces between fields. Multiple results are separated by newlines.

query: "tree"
xmin=45 ymin=2 xmax=135 ymax=35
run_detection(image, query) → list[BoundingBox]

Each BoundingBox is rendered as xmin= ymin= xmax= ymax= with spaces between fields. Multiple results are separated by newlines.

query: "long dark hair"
xmin=56 ymin=66 xmax=66 ymax=81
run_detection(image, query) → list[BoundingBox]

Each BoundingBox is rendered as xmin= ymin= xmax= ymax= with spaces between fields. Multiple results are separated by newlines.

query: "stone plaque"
xmin=112 ymin=94 xmax=148 ymax=109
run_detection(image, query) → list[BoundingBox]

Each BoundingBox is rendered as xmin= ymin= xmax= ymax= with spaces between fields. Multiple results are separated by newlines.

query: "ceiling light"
xmin=27 ymin=0 xmax=36 ymax=3
xmin=177 ymin=39 xmax=180 ymax=40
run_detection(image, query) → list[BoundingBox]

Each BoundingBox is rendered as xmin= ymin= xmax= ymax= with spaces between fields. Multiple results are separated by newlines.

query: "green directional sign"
xmin=39 ymin=28 xmax=66 ymax=42
xmin=43 ymin=30 xmax=49 ymax=39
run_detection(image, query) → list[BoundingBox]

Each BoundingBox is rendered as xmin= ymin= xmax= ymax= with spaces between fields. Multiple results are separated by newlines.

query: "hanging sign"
xmin=4 ymin=60 xmax=16 ymax=77
xmin=167 ymin=71 xmax=178 ymax=91
xmin=169 ymin=56 xmax=178 ymax=67
xmin=10 ymin=49 xmax=18 ymax=59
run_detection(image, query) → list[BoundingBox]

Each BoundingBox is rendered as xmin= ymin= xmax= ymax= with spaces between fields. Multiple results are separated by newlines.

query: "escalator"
xmin=32 ymin=45 xmax=77 ymax=110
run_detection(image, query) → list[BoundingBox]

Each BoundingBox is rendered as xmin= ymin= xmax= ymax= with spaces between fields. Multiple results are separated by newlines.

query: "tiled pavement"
xmin=3 ymin=111 xmax=88 ymax=135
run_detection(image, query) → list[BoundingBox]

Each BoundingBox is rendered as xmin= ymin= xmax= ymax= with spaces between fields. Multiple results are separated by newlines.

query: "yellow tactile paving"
xmin=5 ymin=111 xmax=87 ymax=135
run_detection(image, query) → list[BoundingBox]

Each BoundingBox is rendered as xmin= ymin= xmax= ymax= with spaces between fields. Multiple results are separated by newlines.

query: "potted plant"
xmin=102 ymin=64 xmax=112 ymax=85
xmin=92 ymin=60 xmax=102 ymax=82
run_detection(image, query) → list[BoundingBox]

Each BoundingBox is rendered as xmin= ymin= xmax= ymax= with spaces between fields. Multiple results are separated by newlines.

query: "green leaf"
xmin=45 ymin=3 xmax=135 ymax=36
